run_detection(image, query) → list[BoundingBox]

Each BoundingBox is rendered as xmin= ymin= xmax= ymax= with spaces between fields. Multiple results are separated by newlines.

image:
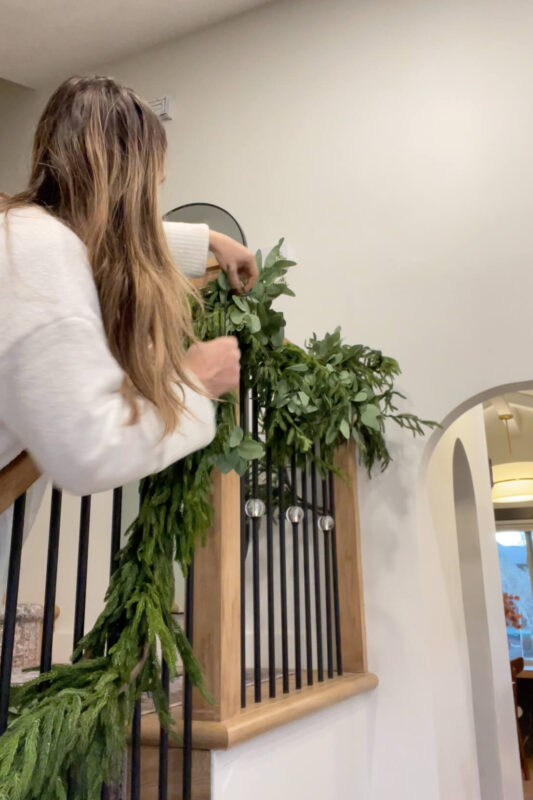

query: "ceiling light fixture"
xmin=492 ymin=462 xmax=533 ymax=504
xmin=498 ymin=412 xmax=514 ymax=456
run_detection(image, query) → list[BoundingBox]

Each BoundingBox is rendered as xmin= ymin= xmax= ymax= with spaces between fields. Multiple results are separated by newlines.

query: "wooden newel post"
xmin=191 ymin=468 xmax=241 ymax=721
xmin=333 ymin=443 xmax=368 ymax=674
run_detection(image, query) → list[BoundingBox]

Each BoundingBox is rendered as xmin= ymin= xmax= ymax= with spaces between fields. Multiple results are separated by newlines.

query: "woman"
xmin=0 ymin=75 xmax=257 ymax=587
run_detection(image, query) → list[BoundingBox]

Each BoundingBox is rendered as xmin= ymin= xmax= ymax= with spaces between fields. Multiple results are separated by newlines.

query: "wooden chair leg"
xmin=510 ymin=659 xmax=529 ymax=781
xmin=518 ymin=717 xmax=530 ymax=781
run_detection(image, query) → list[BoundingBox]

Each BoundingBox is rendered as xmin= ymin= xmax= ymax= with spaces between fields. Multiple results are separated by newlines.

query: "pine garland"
xmin=0 ymin=241 xmax=436 ymax=799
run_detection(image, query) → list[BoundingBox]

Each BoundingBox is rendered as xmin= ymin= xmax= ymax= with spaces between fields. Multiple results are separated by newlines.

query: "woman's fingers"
xmin=226 ymin=262 xmax=241 ymax=291
xmin=185 ymin=336 xmax=241 ymax=397
xmin=209 ymin=231 xmax=259 ymax=293
xmin=240 ymin=255 xmax=258 ymax=290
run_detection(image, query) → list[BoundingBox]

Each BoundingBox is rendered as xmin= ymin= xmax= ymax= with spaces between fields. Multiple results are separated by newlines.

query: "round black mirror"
xmin=164 ymin=202 xmax=247 ymax=246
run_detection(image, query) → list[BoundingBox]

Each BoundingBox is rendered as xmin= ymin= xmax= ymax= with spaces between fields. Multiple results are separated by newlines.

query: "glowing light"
xmin=492 ymin=462 xmax=533 ymax=505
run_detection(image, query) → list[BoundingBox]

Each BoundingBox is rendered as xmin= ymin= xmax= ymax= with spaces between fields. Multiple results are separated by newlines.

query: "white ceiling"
xmin=484 ymin=391 xmax=533 ymax=438
xmin=0 ymin=0 xmax=274 ymax=89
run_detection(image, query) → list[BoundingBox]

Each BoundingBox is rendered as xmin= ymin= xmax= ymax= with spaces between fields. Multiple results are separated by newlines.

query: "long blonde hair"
xmin=0 ymin=74 xmax=201 ymax=433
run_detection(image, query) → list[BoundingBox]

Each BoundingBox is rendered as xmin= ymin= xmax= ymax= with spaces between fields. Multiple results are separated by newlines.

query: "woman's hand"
xmin=209 ymin=230 xmax=259 ymax=293
xmin=185 ymin=337 xmax=241 ymax=398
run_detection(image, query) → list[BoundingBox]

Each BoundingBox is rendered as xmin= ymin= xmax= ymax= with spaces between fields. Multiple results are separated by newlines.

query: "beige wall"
xmin=0 ymin=78 xmax=34 ymax=195
xmin=2 ymin=0 xmax=533 ymax=797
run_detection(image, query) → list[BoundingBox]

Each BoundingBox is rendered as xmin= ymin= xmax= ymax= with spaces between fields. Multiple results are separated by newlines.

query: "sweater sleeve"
xmin=0 ymin=316 xmax=216 ymax=495
xmin=163 ymin=221 xmax=210 ymax=278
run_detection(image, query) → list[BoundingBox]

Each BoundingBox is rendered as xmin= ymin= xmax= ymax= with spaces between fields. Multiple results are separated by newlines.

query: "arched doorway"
xmin=421 ymin=397 xmax=525 ymax=800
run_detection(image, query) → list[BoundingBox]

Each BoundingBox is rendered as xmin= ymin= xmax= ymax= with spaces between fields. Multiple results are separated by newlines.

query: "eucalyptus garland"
xmin=0 ymin=241 xmax=435 ymax=799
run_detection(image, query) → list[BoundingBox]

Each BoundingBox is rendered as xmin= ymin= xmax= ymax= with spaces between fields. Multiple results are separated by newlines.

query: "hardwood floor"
xmin=524 ymin=757 xmax=533 ymax=800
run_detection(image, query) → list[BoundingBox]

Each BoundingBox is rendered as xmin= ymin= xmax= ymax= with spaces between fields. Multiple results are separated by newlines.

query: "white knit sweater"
xmin=0 ymin=205 xmax=216 ymax=494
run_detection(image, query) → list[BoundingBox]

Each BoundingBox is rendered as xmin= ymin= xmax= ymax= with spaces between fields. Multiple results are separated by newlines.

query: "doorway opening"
xmin=422 ymin=383 xmax=533 ymax=800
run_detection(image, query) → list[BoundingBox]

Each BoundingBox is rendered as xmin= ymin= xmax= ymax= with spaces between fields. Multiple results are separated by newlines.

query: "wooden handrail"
xmin=0 ymin=452 xmax=40 ymax=515
xmin=190 ymin=257 xmax=221 ymax=290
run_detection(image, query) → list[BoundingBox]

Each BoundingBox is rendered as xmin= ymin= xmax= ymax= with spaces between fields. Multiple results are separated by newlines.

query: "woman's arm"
xmin=0 ymin=315 xmax=216 ymax=496
xmin=208 ymin=230 xmax=259 ymax=293
xmin=0 ymin=213 xmax=245 ymax=496
xmin=163 ymin=221 xmax=259 ymax=292
xmin=162 ymin=221 xmax=210 ymax=278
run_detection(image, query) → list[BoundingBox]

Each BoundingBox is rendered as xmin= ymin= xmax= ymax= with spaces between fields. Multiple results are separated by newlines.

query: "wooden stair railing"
xmin=139 ymin=442 xmax=378 ymax=756
xmin=139 ymin=259 xmax=378 ymax=774
xmin=0 ymin=260 xmax=378 ymax=800
xmin=0 ymin=452 xmax=40 ymax=516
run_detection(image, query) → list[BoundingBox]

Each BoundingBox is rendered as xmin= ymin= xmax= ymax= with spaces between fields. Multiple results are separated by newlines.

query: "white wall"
xmin=211 ymin=694 xmax=375 ymax=799
xmin=2 ymin=0 xmax=533 ymax=797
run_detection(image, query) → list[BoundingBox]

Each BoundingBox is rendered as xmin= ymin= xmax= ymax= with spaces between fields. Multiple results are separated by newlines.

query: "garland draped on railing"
xmin=0 ymin=242 xmax=435 ymax=800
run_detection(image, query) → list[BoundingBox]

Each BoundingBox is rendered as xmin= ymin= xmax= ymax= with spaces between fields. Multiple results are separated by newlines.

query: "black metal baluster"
xmin=322 ymin=476 xmax=334 ymax=679
xmin=301 ymin=464 xmax=313 ymax=686
xmin=158 ymin=659 xmax=169 ymax=800
xmin=0 ymin=493 xmax=26 ymax=734
xmin=182 ymin=557 xmax=195 ymax=800
xmin=239 ymin=372 xmax=248 ymax=708
xmin=130 ymin=700 xmax=141 ymax=800
xmin=110 ymin=486 xmax=122 ymax=576
xmin=278 ymin=466 xmax=289 ymax=693
xmin=129 ymin=487 xmax=144 ymax=800
xmin=328 ymin=471 xmax=343 ymax=676
xmin=101 ymin=487 xmax=124 ymax=800
xmin=266 ymin=448 xmax=276 ymax=698
xmin=310 ymin=458 xmax=324 ymax=682
xmin=40 ymin=488 xmax=62 ymax=673
xmin=290 ymin=455 xmax=302 ymax=690
xmin=73 ymin=495 xmax=91 ymax=652
xmin=70 ymin=495 xmax=101 ymax=800
xmin=251 ymin=392 xmax=261 ymax=703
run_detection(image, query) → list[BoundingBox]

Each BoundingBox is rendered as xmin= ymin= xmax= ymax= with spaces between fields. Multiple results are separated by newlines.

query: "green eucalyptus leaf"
xmin=287 ymin=364 xmax=308 ymax=373
xmin=340 ymin=419 xmax=350 ymax=439
xmin=229 ymin=427 xmax=244 ymax=448
xmin=251 ymin=281 xmax=265 ymax=301
xmin=263 ymin=239 xmax=285 ymax=270
xmin=271 ymin=329 xmax=285 ymax=347
xmin=248 ymin=314 xmax=262 ymax=334
xmin=325 ymin=426 xmax=338 ymax=444
xmin=232 ymin=295 xmax=249 ymax=312
xmin=229 ymin=308 xmax=246 ymax=325
xmin=360 ymin=404 xmax=382 ymax=431
xmin=238 ymin=439 xmax=265 ymax=460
